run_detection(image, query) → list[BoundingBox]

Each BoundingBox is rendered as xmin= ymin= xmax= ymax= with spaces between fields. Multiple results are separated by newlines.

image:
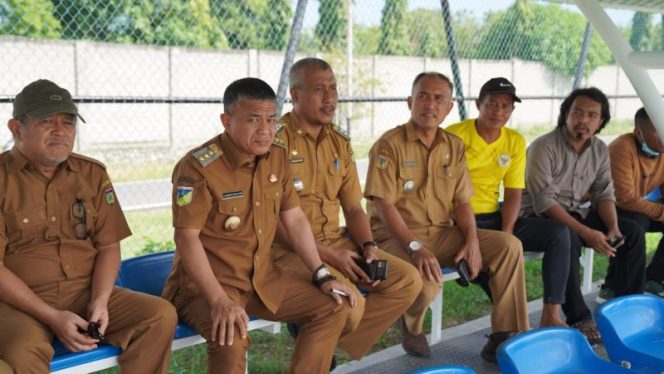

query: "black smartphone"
xmin=607 ymin=236 xmax=624 ymax=248
xmin=455 ymin=259 xmax=471 ymax=287
xmin=353 ymin=258 xmax=388 ymax=281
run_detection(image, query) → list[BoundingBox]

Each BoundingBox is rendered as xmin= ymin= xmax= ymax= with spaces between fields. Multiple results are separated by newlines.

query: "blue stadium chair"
xmin=497 ymin=327 xmax=633 ymax=374
xmin=595 ymin=294 xmax=664 ymax=373
xmin=409 ymin=365 xmax=476 ymax=374
xmin=645 ymin=188 xmax=661 ymax=202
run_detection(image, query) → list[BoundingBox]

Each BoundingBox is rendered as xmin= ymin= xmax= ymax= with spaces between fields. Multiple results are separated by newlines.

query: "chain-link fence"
xmin=1 ymin=0 xmax=663 ymax=256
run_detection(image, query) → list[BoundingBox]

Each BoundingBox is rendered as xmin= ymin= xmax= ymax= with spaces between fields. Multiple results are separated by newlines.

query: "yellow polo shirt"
xmin=446 ymin=118 xmax=526 ymax=214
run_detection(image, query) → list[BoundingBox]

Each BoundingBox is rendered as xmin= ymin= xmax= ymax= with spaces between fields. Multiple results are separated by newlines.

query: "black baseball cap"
xmin=478 ymin=77 xmax=521 ymax=103
xmin=13 ymin=79 xmax=85 ymax=123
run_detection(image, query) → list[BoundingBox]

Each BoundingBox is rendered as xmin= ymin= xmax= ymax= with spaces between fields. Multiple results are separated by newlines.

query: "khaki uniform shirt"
xmin=275 ymin=112 xmax=362 ymax=243
xmin=610 ymin=133 xmax=664 ymax=221
xmin=0 ymin=148 xmax=131 ymax=288
xmin=364 ymin=121 xmax=473 ymax=241
xmin=162 ymin=133 xmax=299 ymax=313
xmin=521 ymin=127 xmax=615 ymax=218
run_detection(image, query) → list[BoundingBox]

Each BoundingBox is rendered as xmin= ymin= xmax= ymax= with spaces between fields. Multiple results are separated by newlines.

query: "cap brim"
xmin=27 ymin=107 xmax=86 ymax=124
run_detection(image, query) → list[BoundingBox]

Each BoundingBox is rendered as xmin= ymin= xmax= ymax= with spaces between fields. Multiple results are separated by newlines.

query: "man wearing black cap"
xmin=0 ymin=79 xmax=177 ymax=373
xmin=448 ymin=77 xmax=573 ymax=329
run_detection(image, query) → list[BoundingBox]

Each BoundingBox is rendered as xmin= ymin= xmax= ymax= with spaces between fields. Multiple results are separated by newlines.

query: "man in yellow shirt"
xmin=447 ymin=78 xmax=576 ymax=329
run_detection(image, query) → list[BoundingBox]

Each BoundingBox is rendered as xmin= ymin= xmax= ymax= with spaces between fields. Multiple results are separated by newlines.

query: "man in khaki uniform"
xmin=272 ymin=58 xmax=422 ymax=359
xmin=0 ymin=79 xmax=177 ymax=373
xmin=162 ymin=77 xmax=356 ymax=374
xmin=364 ymin=72 xmax=530 ymax=362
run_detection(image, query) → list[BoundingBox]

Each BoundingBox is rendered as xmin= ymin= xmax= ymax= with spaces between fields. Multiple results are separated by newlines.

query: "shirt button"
xmin=255 ymin=201 xmax=260 ymax=207
xmin=22 ymin=218 xmax=29 ymax=224
xmin=50 ymin=216 xmax=57 ymax=222
xmin=257 ymin=228 xmax=263 ymax=234
xmin=64 ymin=264 xmax=71 ymax=270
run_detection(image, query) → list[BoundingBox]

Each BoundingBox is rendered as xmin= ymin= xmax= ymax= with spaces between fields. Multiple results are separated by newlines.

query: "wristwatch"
xmin=312 ymin=264 xmax=336 ymax=287
xmin=407 ymin=240 xmax=423 ymax=255
xmin=361 ymin=240 xmax=378 ymax=252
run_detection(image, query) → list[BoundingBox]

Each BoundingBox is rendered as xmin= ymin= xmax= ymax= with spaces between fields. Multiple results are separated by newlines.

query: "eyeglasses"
xmin=72 ymin=198 xmax=87 ymax=240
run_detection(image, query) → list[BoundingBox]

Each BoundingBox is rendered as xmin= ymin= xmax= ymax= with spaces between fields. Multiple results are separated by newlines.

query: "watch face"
xmin=408 ymin=241 xmax=423 ymax=251
xmin=316 ymin=266 xmax=330 ymax=279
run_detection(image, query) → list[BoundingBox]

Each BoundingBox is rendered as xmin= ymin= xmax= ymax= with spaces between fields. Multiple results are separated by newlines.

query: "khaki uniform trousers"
xmin=274 ymin=238 xmax=423 ymax=359
xmin=171 ymin=271 xmax=350 ymax=374
xmin=381 ymin=227 xmax=530 ymax=335
xmin=0 ymin=278 xmax=178 ymax=374
xmin=0 ymin=360 xmax=12 ymax=374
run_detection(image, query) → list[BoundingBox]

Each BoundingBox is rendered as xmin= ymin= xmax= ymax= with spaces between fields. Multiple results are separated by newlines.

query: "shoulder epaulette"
xmin=333 ymin=125 xmax=351 ymax=141
xmin=272 ymin=136 xmax=286 ymax=149
xmin=192 ymin=143 xmax=223 ymax=167
xmin=69 ymin=152 xmax=107 ymax=170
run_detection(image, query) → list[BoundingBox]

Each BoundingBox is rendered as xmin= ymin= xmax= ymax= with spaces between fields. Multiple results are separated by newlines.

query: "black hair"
xmin=411 ymin=72 xmax=454 ymax=94
xmin=223 ymin=78 xmax=276 ymax=114
xmin=289 ymin=58 xmax=333 ymax=89
xmin=557 ymin=87 xmax=611 ymax=133
xmin=634 ymin=107 xmax=651 ymax=129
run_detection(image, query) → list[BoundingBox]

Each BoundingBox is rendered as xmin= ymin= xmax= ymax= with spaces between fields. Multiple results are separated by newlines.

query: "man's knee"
xmin=344 ymin=293 xmax=366 ymax=333
xmin=1 ymin=339 xmax=53 ymax=373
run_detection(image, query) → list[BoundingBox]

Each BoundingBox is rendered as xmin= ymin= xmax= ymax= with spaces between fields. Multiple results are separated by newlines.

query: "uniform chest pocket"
xmin=398 ymin=168 xmax=423 ymax=196
xmin=324 ymin=163 xmax=344 ymax=198
xmin=5 ymin=207 xmax=47 ymax=245
xmin=218 ymin=196 xmax=247 ymax=217
xmin=69 ymin=200 xmax=98 ymax=239
xmin=264 ymin=188 xmax=282 ymax=223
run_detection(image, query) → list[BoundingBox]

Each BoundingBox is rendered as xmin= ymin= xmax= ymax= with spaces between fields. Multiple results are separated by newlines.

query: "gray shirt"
xmin=521 ymin=127 xmax=615 ymax=218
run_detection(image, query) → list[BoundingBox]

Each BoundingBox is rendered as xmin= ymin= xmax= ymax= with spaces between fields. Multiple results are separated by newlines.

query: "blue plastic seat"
xmin=497 ymin=327 xmax=632 ymax=373
xmin=645 ymin=188 xmax=661 ymax=202
xmin=409 ymin=365 xmax=476 ymax=374
xmin=595 ymin=294 xmax=664 ymax=373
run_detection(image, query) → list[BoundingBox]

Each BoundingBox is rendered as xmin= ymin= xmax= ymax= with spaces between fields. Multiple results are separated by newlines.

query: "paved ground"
xmin=335 ymin=290 xmax=604 ymax=374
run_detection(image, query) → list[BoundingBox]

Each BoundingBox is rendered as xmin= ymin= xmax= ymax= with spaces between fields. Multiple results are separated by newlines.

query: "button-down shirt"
xmin=275 ymin=112 xmax=362 ymax=243
xmin=521 ymin=127 xmax=615 ymax=217
xmin=0 ymin=148 xmax=131 ymax=288
xmin=162 ymin=133 xmax=299 ymax=312
xmin=364 ymin=121 xmax=473 ymax=241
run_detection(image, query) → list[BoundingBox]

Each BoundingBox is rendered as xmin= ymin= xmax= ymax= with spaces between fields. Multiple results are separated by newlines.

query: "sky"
xmin=295 ymin=0 xmax=636 ymax=29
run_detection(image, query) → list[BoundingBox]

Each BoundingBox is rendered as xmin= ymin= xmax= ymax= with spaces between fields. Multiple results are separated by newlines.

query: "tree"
xmin=316 ymin=0 xmax=346 ymax=51
xmin=378 ymin=0 xmax=409 ymax=55
xmin=212 ymin=0 xmax=259 ymax=49
xmin=257 ymin=0 xmax=291 ymax=51
xmin=630 ymin=11 xmax=653 ymax=51
xmin=0 ymin=0 xmax=60 ymax=38
xmin=50 ymin=0 xmax=128 ymax=41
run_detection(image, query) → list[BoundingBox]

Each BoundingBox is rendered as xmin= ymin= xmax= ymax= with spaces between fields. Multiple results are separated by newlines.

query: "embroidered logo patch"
xmin=104 ymin=187 xmax=115 ymax=205
xmin=176 ymin=186 xmax=194 ymax=206
xmin=498 ymin=154 xmax=511 ymax=167
xmin=377 ymin=150 xmax=390 ymax=170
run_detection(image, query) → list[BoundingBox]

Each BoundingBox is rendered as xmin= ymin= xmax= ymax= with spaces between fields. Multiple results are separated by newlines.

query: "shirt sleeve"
xmin=526 ymin=140 xmax=561 ymax=215
xmin=280 ymin=160 xmax=301 ymax=212
xmin=338 ymin=142 xmax=363 ymax=207
xmin=504 ymin=134 xmax=526 ymax=189
xmin=92 ymin=170 xmax=132 ymax=247
xmin=0 ymin=213 xmax=6 ymax=262
xmin=172 ymin=158 xmax=213 ymax=229
xmin=364 ymin=139 xmax=399 ymax=204
xmin=452 ymin=142 xmax=474 ymax=204
xmin=610 ymin=142 xmax=664 ymax=221
xmin=590 ymin=145 xmax=616 ymax=206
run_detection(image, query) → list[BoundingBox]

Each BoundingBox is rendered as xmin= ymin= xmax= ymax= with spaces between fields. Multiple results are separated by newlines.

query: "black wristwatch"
xmin=312 ymin=264 xmax=336 ymax=288
xmin=361 ymin=240 xmax=378 ymax=252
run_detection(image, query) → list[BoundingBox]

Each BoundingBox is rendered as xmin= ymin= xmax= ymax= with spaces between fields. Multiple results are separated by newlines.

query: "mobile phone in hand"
xmin=456 ymin=259 xmax=471 ymax=287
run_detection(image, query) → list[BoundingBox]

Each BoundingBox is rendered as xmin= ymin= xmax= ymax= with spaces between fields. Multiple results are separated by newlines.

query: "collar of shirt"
xmin=405 ymin=120 xmax=445 ymax=147
xmin=281 ymin=111 xmax=331 ymax=142
xmin=8 ymin=147 xmax=78 ymax=175
xmin=219 ymin=133 xmax=268 ymax=171
xmin=556 ymin=125 xmax=593 ymax=153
